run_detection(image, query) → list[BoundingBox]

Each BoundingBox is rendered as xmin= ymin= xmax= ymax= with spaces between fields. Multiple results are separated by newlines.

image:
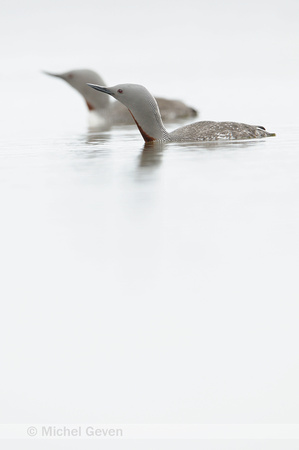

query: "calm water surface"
xmin=0 ymin=80 xmax=299 ymax=426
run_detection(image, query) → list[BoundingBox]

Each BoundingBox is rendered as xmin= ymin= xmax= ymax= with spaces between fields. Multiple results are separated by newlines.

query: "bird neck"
xmin=85 ymin=93 xmax=111 ymax=113
xmin=127 ymin=103 xmax=170 ymax=142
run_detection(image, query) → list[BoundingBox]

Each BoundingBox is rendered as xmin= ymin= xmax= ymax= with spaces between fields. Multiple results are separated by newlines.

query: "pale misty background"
xmin=0 ymin=0 xmax=299 ymax=449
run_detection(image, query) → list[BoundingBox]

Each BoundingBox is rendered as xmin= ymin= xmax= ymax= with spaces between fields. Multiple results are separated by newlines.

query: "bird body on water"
xmin=44 ymin=69 xmax=198 ymax=127
xmin=87 ymin=83 xmax=275 ymax=143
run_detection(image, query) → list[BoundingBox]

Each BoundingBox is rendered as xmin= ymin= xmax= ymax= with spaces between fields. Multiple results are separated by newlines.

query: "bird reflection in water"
xmin=137 ymin=142 xmax=165 ymax=172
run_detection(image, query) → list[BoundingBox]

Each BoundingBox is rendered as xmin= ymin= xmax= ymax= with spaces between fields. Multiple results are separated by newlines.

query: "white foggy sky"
xmin=1 ymin=0 xmax=299 ymax=83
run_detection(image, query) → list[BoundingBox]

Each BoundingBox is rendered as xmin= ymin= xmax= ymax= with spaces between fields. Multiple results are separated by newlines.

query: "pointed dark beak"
xmin=42 ymin=71 xmax=63 ymax=78
xmin=87 ymin=84 xmax=114 ymax=96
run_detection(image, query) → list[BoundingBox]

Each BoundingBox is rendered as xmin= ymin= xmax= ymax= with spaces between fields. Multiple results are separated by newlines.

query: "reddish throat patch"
xmin=129 ymin=110 xmax=155 ymax=142
xmin=86 ymin=100 xmax=95 ymax=111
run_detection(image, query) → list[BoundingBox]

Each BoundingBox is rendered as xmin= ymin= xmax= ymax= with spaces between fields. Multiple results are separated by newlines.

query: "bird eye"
xmin=67 ymin=74 xmax=73 ymax=79
xmin=117 ymin=89 xmax=123 ymax=94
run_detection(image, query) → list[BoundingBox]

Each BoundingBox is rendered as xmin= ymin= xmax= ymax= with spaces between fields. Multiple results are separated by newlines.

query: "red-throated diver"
xmin=43 ymin=69 xmax=198 ymax=128
xmin=87 ymin=83 xmax=275 ymax=142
